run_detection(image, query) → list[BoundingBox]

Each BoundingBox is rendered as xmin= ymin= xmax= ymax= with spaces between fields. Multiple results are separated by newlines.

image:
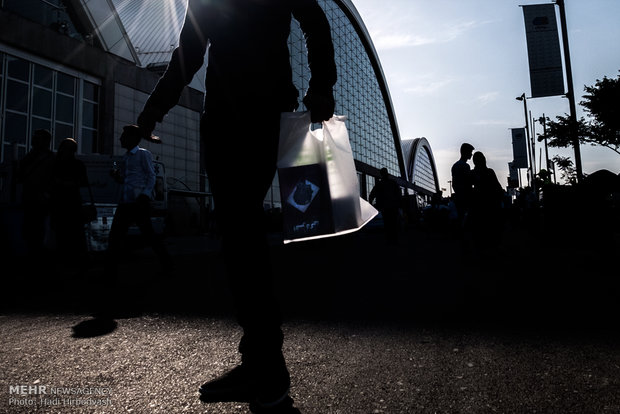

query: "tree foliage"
xmin=551 ymin=155 xmax=577 ymax=185
xmin=540 ymin=71 xmax=620 ymax=156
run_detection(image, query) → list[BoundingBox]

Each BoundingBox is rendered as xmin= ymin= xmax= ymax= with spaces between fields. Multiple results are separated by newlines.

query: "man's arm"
xmin=293 ymin=0 xmax=337 ymax=122
xmin=137 ymin=0 xmax=209 ymax=137
xmin=369 ymin=186 xmax=377 ymax=205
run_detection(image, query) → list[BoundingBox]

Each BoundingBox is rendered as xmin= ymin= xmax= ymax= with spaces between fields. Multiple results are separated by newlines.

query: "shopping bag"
xmin=277 ymin=111 xmax=378 ymax=243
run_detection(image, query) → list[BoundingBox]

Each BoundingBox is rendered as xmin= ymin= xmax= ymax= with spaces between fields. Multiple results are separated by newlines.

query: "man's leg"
xmin=105 ymin=204 xmax=133 ymax=281
xmin=22 ymin=204 xmax=48 ymax=265
xmin=199 ymin=109 xmax=290 ymax=407
xmin=133 ymin=198 xmax=172 ymax=274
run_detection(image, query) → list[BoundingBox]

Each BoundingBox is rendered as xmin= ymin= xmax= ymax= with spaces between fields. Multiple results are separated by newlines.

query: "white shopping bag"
xmin=277 ymin=111 xmax=378 ymax=243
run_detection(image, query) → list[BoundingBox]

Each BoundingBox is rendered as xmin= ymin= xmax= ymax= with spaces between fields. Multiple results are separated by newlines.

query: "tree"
xmin=581 ymin=73 xmax=620 ymax=147
xmin=540 ymin=71 xmax=620 ymax=156
xmin=551 ymin=155 xmax=577 ymax=185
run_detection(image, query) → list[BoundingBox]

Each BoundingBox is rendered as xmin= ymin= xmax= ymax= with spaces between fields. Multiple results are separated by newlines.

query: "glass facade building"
xmin=0 ymin=0 xmax=101 ymax=162
xmin=1 ymin=0 xmax=440 ymax=213
xmin=402 ymin=137 xmax=441 ymax=206
xmin=290 ymin=0 xmax=402 ymax=178
xmin=267 ymin=0 xmax=421 ymax=209
xmin=0 ymin=50 xmax=101 ymax=162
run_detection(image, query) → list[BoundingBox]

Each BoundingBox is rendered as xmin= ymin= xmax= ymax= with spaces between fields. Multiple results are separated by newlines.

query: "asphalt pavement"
xmin=2 ymin=221 xmax=620 ymax=413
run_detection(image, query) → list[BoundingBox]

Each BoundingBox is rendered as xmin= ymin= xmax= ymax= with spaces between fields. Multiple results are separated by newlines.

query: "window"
xmin=81 ymin=81 xmax=99 ymax=153
xmin=3 ymin=56 xmax=30 ymax=160
xmin=0 ymin=52 xmax=101 ymax=162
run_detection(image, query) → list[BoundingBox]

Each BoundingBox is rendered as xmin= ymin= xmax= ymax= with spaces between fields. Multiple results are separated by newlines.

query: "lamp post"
xmin=516 ymin=93 xmax=536 ymax=193
xmin=538 ymin=114 xmax=555 ymax=183
xmin=555 ymin=0 xmax=583 ymax=182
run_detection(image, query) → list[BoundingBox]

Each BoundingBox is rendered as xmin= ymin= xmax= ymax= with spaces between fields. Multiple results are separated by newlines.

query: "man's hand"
xmin=137 ymin=110 xmax=162 ymax=144
xmin=110 ymin=168 xmax=122 ymax=183
xmin=303 ymin=89 xmax=335 ymax=123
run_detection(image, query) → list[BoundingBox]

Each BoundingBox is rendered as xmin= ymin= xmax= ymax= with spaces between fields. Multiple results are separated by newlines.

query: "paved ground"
xmin=2 ymin=221 xmax=620 ymax=413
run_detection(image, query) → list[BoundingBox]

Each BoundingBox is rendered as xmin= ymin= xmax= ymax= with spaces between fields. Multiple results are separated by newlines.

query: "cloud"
xmin=471 ymin=119 xmax=511 ymax=126
xmin=444 ymin=20 xmax=482 ymax=42
xmin=371 ymin=32 xmax=437 ymax=49
xmin=475 ymin=91 xmax=500 ymax=105
xmin=403 ymin=77 xmax=455 ymax=96
xmin=368 ymin=18 xmax=490 ymax=51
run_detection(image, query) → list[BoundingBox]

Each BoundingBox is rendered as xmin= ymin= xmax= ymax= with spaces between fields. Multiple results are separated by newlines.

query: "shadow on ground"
xmin=3 ymin=223 xmax=619 ymax=335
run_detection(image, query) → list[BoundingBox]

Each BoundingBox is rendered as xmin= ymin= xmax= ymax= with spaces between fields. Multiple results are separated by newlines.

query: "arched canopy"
xmin=333 ymin=0 xmax=407 ymax=180
xmin=403 ymin=137 xmax=440 ymax=196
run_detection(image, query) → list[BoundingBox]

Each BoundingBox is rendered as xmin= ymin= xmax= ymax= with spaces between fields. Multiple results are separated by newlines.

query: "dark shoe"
xmin=199 ymin=363 xmax=291 ymax=407
xmin=250 ymin=396 xmax=300 ymax=414
xmin=253 ymin=366 xmax=290 ymax=409
xmin=199 ymin=365 xmax=253 ymax=403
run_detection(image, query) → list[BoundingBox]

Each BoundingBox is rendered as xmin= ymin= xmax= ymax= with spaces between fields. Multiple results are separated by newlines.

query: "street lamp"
xmin=538 ymin=114 xmax=555 ymax=183
xmin=516 ymin=93 xmax=536 ymax=193
xmin=555 ymin=0 xmax=584 ymax=182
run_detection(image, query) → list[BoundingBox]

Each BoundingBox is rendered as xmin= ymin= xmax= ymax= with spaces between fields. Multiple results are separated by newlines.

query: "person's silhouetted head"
xmin=32 ymin=129 xmax=52 ymax=151
xmin=473 ymin=151 xmax=487 ymax=169
xmin=380 ymin=167 xmax=389 ymax=179
xmin=460 ymin=143 xmax=474 ymax=160
xmin=58 ymin=137 xmax=77 ymax=153
xmin=57 ymin=138 xmax=78 ymax=161
xmin=120 ymin=125 xmax=142 ymax=150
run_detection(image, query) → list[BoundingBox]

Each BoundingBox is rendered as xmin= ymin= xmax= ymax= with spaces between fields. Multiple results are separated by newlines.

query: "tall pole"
xmin=530 ymin=109 xmax=536 ymax=178
xmin=556 ymin=0 xmax=583 ymax=182
xmin=517 ymin=93 xmax=535 ymax=193
xmin=539 ymin=114 xmax=553 ymax=182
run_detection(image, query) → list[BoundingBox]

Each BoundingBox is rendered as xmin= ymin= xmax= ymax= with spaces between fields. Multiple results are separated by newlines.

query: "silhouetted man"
xmin=50 ymin=138 xmax=90 ymax=271
xmin=17 ymin=129 xmax=55 ymax=265
xmin=369 ymin=168 xmax=402 ymax=244
xmin=105 ymin=126 xmax=171 ymax=280
xmin=451 ymin=143 xmax=475 ymax=229
xmin=134 ymin=1 xmax=337 ymax=412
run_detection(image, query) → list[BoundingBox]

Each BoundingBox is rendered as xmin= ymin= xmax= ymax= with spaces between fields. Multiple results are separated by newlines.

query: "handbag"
xmin=82 ymin=177 xmax=98 ymax=224
xmin=277 ymin=111 xmax=377 ymax=243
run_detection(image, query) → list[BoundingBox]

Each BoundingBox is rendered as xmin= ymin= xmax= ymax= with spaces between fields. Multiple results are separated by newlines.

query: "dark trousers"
xmin=105 ymin=200 xmax=169 ymax=277
xmin=22 ymin=203 xmax=51 ymax=276
xmin=22 ymin=203 xmax=48 ymax=258
xmin=51 ymin=207 xmax=88 ymax=269
xmin=202 ymin=106 xmax=286 ymax=368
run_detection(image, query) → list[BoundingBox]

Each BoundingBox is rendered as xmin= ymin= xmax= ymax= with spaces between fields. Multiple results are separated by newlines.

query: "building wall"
xmin=2 ymin=1 xmax=434 ymax=223
xmin=401 ymin=137 xmax=441 ymax=208
xmin=1 ymin=7 xmax=205 ymax=195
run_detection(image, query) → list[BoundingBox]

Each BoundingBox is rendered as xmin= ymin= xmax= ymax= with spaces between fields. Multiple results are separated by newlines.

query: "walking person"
xmin=133 ymin=1 xmax=337 ymax=411
xmin=49 ymin=138 xmax=90 ymax=274
xmin=17 ymin=129 xmax=55 ymax=269
xmin=451 ymin=143 xmax=475 ymax=256
xmin=105 ymin=125 xmax=172 ymax=282
xmin=451 ymin=143 xmax=475 ymax=227
xmin=369 ymin=167 xmax=402 ymax=245
xmin=469 ymin=151 xmax=505 ymax=259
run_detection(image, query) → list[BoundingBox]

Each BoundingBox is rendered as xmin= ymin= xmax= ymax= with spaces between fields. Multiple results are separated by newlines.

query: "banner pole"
xmin=555 ymin=0 xmax=583 ymax=182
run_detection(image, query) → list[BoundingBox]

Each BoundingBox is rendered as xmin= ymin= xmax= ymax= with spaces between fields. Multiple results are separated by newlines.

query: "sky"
xmin=351 ymin=0 xmax=620 ymax=193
